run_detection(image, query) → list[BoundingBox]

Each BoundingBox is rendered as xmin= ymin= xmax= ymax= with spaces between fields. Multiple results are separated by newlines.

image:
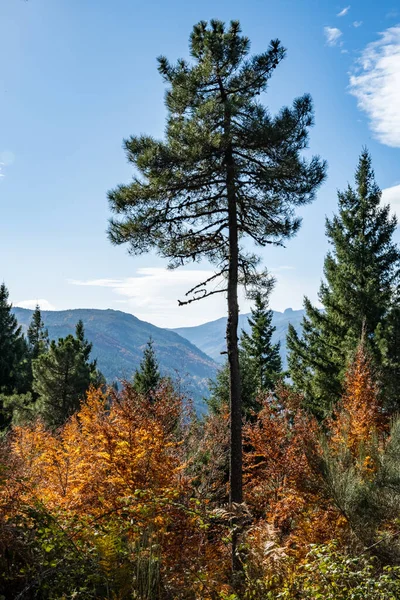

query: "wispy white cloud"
xmin=382 ymin=184 xmax=400 ymax=219
xmin=324 ymin=26 xmax=343 ymax=46
xmin=68 ymin=266 xmax=304 ymax=327
xmin=349 ymin=26 xmax=400 ymax=147
xmin=16 ymin=299 xmax=56 ymax=311
xmin=69 ymin=268 xmax=237 ymax=327
xmin=353 ymin=20 xmax=363 ymax=28
xmin=337 ymin=6 xmax=351 ymax=17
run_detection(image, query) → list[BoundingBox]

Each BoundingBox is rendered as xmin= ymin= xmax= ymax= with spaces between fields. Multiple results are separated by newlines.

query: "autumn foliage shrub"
xmin=0 ymin=383 xmax=231 ymax=599
xmin=239 ymin=343 xmax=400 ymax=597
xmin=244 ymin=386 xmax=344 ymax=552
xmin=2 ymin=342 xmax=400 ymax=599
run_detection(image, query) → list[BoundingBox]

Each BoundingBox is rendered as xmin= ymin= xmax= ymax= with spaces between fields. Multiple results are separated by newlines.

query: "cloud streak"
xmin=337 ymin=6 xmax=351 ymax=17
xmin=324 ymin=26 xmax=343 ymax=46
xmin=69 ymin=266 xmax=304 ymax=327
xmin=0 ymin=151 xmax=15 ymax=179
xmin=16 ymin=299 xmax=56 ymax=311
xmin=349 ymin=26 xmax=400 ymax=147
xmin=69 ymin=268 xmax=234 ymax=327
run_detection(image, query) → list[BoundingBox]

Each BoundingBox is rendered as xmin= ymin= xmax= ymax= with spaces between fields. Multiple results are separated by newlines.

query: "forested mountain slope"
xmin=172 ymin=308 xmax=305 ymax=368
xmin=13 ymin=307 xmax=218 ymax=412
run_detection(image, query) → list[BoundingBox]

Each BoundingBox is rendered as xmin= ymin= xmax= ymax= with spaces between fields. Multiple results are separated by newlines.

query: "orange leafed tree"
xmin=329 ymin=341 xmax=380 ymax=456
xmin=9 ymin=385 xmax=183 ymax=518
xmin=2 ymin=383 xmax=231 ymax=598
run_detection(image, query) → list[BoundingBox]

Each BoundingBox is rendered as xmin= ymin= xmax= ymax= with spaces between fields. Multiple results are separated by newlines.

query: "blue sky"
xmin=1 ymin=0 xmax=400 ymax=327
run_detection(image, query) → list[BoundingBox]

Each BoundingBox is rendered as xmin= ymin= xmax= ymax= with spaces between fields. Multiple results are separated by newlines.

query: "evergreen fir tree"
xmin=209 ymin=291 xmax=281 ymax=416
xmin=133 ymin=338 xmax=161 ymax=399
xmin=287 ymin=150 xmax=400 ymax=417
xmin=376 ymin=305 xmax=400 ymax=413
xmin=33 ymin=323 xmax=100 ymax=428
xmin=0 ymin=284 xmax=29 ymax=429
xmin=27 ymin=305 xmax=49 ymax=359
xmin=241 ymin=291 xmax=282 ymax=392
xmin=75 ymin=319 xmax=91 ymax=360
xmin=108 ymin=20 xmax=326 ymax=503
xmin=208 ymin=350 xmax=257 ymax=417
xmin=4 ymin=305 xmax=50 ymax=426
xmin=74 ymin=319 xmax=102 ymax=384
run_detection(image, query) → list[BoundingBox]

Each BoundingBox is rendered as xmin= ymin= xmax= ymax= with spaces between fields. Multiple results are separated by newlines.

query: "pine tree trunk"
xmin=220 ymin=85 xmax=243 ymax=507
xmin=225 ymin=139 xmax=243 ymax=505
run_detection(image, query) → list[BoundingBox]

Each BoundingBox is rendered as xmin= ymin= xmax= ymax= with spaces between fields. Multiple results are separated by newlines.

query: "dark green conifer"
xmin=287 ymin=150 xmax=400 ymax=417
xmin=27 ymin=304 xmax=49 ymax=359
xmin=0 ymin=284 xmax=27 ymax=393
xmin=0 ymin=284 xmax=29 ymax=429
xmin=208 ymin=351 xmax=257 ymax=417
xmin=376 ymin=305 xmax=400 ymax=413
xmin=133 ymin=338 xmax=161 ymax=399
xmin=241 ymin=291 xmax=282 ymax=393
xmin=74 ymin=319 xmax=102 ymax=384
xmin=33 ymin=321 xmax=101 ymax=428
xmin=209 ymin=291 xmax=281 ymax=416
xmin=7 ymin=304 xmax=51 ymax=423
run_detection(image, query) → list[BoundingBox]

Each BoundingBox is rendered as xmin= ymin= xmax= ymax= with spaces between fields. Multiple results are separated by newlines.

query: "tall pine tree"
xmin=108 ymin=20 xmax=326 ymax=503
xmin=287 ymin=150 xmax=400 ymax=417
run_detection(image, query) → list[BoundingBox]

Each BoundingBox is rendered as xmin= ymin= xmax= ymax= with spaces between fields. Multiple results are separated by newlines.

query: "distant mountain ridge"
xmin=172 ymin=308 xmax=305 ymax=369
xmin=12 ymin=306 xmax=306 ymax=413
xmin=12 ymin=307 xmax=218 ymax=413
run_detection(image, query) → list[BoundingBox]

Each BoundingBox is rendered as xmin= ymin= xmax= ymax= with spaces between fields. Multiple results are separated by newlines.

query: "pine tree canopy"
xmin=108 ymin=20 xmax=326 ymax=296
xmin=107 ymin=19 xmax=326 ymax=505
xmin=287 ymin=150 xmax=400 ymax=417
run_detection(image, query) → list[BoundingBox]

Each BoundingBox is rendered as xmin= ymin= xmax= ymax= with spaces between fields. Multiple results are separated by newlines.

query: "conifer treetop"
xmin=108 ymin=20 xmax=326 ymax=303
xmin=288 ymin=149 xmax=400 ymax=416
